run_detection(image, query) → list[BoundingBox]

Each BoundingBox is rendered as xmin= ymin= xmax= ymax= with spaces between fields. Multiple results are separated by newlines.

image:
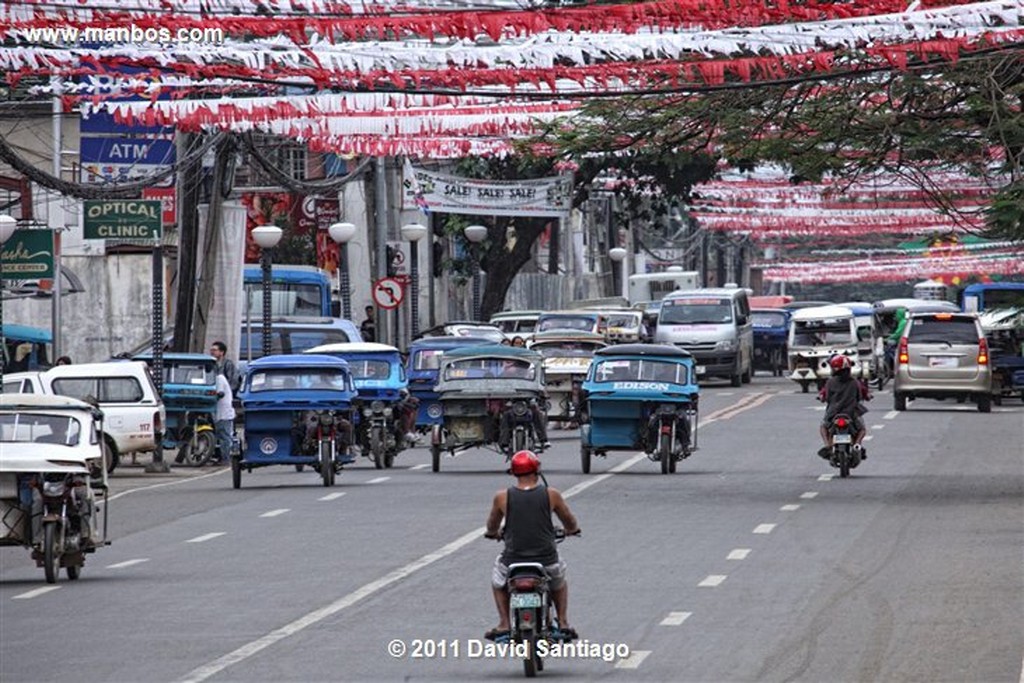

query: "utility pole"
xmin=191 ymin=135 xmax=236 ymax=352
xmin=374 ymin=157 xmax=389 ymax=344
xmin=173 ymin=132 xmax=203 ymax=352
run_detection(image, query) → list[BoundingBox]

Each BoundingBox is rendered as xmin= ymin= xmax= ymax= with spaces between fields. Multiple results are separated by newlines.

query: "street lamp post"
xmin=464 ymin=225 xmax=488 ymax=321
xmin=252 ymin=225 xmax=283 ymax=357
xmin=0 ymin=215 xmax=18 ymax=394
xmin=609 ymin=247 xmax=627 ymax=299
xmin=328 ymin=222 xmax=357 ymax=321
xmin=401 ymin=223 xmax=428 ymax=339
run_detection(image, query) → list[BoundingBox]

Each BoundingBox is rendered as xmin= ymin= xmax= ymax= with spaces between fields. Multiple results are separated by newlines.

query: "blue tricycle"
xmin=751 ymin=308 xmax=791 ymax=377
xmin=235 ymin=355 xmax=357 ymax=488
xmin=135 ymin=353 xmax=219 ymax=466
xmin=406 ymin=336 xmax=500 ymax=431
xmin=579 ymin=344 xmax=700 ymax=474
xmin=306 ymin=342 xmax=412 ymax=469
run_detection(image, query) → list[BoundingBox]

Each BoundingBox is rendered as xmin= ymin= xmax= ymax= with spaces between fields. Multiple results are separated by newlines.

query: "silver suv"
xmin=893 ymin=312 xmax=992 ymax=412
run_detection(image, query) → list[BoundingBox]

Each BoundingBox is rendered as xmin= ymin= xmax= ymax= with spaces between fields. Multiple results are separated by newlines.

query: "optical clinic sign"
xmin=83 ymin=200 xmax=162 ymax=240
xmin=1 ymin=229 xmax=55 ymax=280
xmin=402 ymin=166 xmax=573 ymax=217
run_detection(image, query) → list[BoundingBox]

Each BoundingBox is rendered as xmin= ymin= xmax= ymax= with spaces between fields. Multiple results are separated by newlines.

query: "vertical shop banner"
xmin=314 ymin=199 xmax=342 ymax=274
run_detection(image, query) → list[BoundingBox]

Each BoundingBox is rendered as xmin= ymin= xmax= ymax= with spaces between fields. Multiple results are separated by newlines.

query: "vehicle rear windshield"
xmin=413 ymin=349 xmax=444 ymax=371
xmin=908 ymin=318 xmax=979 ymax=344
xmin=165 ymin=363 xmax=214 ymax=385
xmin=532 ymin=342 xmax=604 ymax=357
xmin=0 ymin=413 xmax=83 ymax=446
xmin=659 ymin=299 xmax=732 ymax=325
xmin=443 ymin=358 xmax=536 ymax=381
xmin=752 ymin=312 xmax=787 ymax=327
xmin=537 ymin=316 xmax=596 ymax=332
xmin=347 ymin=360 xmax=391 ymax=380
xmin=791 ymin=320 xmax=852 ymax=346
xmin=592 ymin=359 xmax=688 ymax=385
xmin=248 ymin=369 xmax=349 ymax=392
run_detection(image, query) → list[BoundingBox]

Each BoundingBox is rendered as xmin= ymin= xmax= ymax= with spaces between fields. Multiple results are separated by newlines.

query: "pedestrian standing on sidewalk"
xmin=213 ymin=371 xmax=236 ymax=464
xmin=210 ymin=341 xmax=239 ymax=394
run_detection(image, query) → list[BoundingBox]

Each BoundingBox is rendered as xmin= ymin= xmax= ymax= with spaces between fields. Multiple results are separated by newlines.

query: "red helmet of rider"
xmin=829 ymin=354 xmax=853 ymax=373
xmin=509 ymin=450 xmax=541 ymax=476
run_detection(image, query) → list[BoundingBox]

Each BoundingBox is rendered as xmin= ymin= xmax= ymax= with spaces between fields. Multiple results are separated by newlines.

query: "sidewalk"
xmin=108 ymin=450 xmax=227 ymax=481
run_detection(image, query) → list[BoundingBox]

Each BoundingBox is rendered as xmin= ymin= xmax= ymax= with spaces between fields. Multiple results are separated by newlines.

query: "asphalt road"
xmin=2 ymin=375 xmax=1022 ymax=682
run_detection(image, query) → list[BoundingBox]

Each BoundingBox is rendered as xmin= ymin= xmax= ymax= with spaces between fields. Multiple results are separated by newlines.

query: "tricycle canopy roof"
xmin=529 ymin=330 xmax=607 ymax=344
xmin=441 ymin=345 xmax=542 ymax=361
xmin=409 ymin=336 xmax=501 ymax=351
xmin=246 ymin=354 xmax=351 ymax=371
xmin=594 ymin=343 xmax=692 ymax=358
xmin=0 ymin=394 xmax=98 ymax=412
xmin=0 ymin=324 xmax=52 ymax=344
xmin=305 ymin=342 xmax=400 ymax=355
xmin=872 ymin=298 xmax=959 ymax=313
xmin=790 ymin=305 xmax=856 ymax=322
xmin=836 ymin=302 xmax=874 ymax=316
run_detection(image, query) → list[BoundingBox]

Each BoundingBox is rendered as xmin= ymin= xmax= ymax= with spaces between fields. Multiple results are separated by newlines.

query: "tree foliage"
xmin=537 ymin=49 xmax=1024 ymax=241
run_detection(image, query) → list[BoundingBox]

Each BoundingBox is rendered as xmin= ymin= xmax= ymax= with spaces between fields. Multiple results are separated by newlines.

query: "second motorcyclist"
xmin=818 ymin=354 xmax=870 ymax=459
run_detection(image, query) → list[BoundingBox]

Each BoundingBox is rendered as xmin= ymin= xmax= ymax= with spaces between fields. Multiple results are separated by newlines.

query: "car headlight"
xmin=715 ymin=339 xmax=737 ymax=352
xmin=371 ymin=400 xmax=385 ymax=412
xmin=512 ymin=401 xmax=529 ymax=417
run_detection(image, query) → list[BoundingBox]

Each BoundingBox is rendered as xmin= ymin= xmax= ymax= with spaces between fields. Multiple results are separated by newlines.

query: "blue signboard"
xmin=80 ymin=137 xmax=176 ymax=165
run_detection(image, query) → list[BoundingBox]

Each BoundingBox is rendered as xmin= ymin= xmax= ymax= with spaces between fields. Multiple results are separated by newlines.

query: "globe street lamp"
xmin=0 ymin=215 xmax=18 ymax=394
xmin=401 ymin=223 xmax=428 ymax=338
xmin=328 ymin=222 xmax=357 ymax=321
xmin=252 ymin=225 xmax=283 ymax=357
xmin=463 ymin=224 xmax=488 ymax=321
xmin=609 ymin=247 xmax=627 ymax=299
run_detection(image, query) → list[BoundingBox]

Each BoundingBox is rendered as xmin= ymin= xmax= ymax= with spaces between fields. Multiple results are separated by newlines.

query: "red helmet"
xmin=829 ymin=354 xmax=852 ymax=372
xmin=509 ymin=450 xmax=541 ymax=476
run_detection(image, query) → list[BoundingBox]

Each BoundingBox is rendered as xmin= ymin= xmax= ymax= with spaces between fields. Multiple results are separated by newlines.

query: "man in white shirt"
xmin=213 ymin=372 xmax=236 ymax=464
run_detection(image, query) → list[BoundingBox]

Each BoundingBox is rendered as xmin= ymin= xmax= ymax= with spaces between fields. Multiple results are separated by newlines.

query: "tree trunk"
xmin=479 ymin=217 xmax=547 ymax=320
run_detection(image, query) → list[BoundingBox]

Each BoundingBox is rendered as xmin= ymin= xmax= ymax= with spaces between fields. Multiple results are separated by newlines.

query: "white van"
xmin=35 ymin=362 xmax=164 ymax=473
xmin=654 ymin=288 xmax=754 ymax=386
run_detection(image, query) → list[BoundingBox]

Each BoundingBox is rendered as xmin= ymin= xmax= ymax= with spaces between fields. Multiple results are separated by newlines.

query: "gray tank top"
xmin=502 ymin=485 xmax=558 ymax=566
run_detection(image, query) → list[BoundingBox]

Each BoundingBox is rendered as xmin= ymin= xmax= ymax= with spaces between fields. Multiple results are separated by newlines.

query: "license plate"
xmin=928 ymin=356 xmax=957 ymax=368
xmin=510 ymin=593 xmax=542 ymax=609
xmin=695 ymin=366 xmax=706 ymax=376
xmin=833 ymin=433 xmax=852 ymax=444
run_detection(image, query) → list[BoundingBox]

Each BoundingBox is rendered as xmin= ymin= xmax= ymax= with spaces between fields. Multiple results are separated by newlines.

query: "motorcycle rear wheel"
xmin=838 ymin=446 xmax=850 ymax=478
xmin=522 ymin=631 xmax=539 ymax=678
xmin=659 ymin=432 xmax=672 ymax=474
xmin=371 ymin=427 xmax=385 ymax=470
xmin=43 ymin=522 xmax=60 ymax=584
xmin=66 ymin=564 xmax=81 ymax=580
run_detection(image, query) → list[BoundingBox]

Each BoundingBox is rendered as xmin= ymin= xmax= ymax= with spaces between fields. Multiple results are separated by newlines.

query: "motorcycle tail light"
xmin=512 ymin=578 xmax=541 ymax=591
xmin=836 ymin=417 xmax=848 ymax=429
xmin=521 ymin=611 xmax=533 ymax=622
xmin=897 ymin=337 xmax=909 ymax=365
xmin=978 ymin=337 xmax=989 ymax=366
xmin=660 ymin=423 xmax=672 ymax=435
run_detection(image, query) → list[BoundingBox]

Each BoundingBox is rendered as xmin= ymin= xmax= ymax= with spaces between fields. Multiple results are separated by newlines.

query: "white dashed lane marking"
xmin=864 ymin=435 xmax=874 ymax=442
xmin=818 ymin=474 xmax=835 ymax=482
xmin=12 ymin=586 xmax=60 ymax=600
xmin=187 ymin=532 xmax=226 ymax=543
xmin=107 ymin=558 xmax=149 ymax=569
xmin=780 ymin=504 xmax=801 ymax=512
xmin=409 ymin=464 xmax=430 ymax=471
xmin=872 ymin=424 xmax=886 ymax=430
xmin=616 ymin=651 xmax=651 ymax=669
xmin=884 ymin=410 xmax=899 ymax=420
xmin=698 ymin=575 xmax=727 ymax=587
xmin=800 ymin=491 xmax=819 ymax=499
xmin=319 ymin=492 xmax=346 ymax=501
xmin=727 ymin=549 xmax=751 ymax=560
xmin=660 ymin=611 xmax=692 ymax=626
xmin=753 ymin=524 xmax=776 ymax=534
xmin=260 ymin=509 xmax=290 ymax=518
xmin=367 ymin=477 xmax=390 ymax=484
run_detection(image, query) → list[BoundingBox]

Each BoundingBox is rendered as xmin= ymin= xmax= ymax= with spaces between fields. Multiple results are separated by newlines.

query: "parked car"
xmin=893 ymin=312 xmax=993 ymax=412
xmin=4 ymin=361 xmax=165 ymax=473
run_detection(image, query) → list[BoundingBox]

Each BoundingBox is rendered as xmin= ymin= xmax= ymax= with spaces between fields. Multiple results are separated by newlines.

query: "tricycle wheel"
xmin=384 ymin=449 xmax=395 ymax=469
xmin=730 ymin=373 xmax=742 ymax=387
xmin=294 ymin=464 xmax=305 ymax=472
xmin=800 ymin=381 xmax=810 ymax=394
xmin=320 ymin=441 xmax=335 ymax=486
xmin=659 ymin=432 xmax=672 ymax=474
xmin=977 ymin=393 xmax=992 ymax=413
xmin=430 ymin=445 xmax=441 ymax=472
xmin=66 ymin=563 xmax=80 ymax=580
xmin=371 ymin=427 xmax=385 ymax=470
xmin=231 ymin=457 xmax=242 ymax=489
xmin=580 ymin=445 xmax=591 ymax=474
xmin=43 ymin=522 xmax=60 ymax=584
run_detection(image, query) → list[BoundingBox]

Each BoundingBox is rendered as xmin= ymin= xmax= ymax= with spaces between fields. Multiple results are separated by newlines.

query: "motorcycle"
xmin=644 ymin=403 xmax=693 ymax=472
xmin=501 ymin=398 xmax=544 ymax=455
xmin=489 ymin=527 xmax=578 ymax=678
xmin=32 ymin=470 xmax=99 ymax=583
xmin=826 ymin=413 xmax=861 ymax=478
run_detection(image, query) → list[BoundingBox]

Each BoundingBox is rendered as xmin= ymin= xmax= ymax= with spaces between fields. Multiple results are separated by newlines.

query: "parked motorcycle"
xmin=826 ymin=413 xmax=861 ymax=478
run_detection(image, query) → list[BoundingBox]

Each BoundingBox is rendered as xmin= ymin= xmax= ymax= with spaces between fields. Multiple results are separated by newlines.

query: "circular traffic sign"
xmin=372 ymin=277 xmax=405 ymax=310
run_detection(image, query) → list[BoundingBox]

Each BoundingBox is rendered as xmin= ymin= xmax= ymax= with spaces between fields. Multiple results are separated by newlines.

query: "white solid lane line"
xmin=818 ymin=474 xmax=834 ymax=481
xmin=409 ymin=464 xmax=430 ymax=471
xmin=616 ymin=651 xmax=652 ymax=669
xmin=319 ymin=492 xmax=346 ymax=501
xmin=106 ymin=558 xmax=150 ymax=569
xmin=13 ymin=586 xmax=60 ymax=600
xmin=660 ymin=611 xmax=692 ymax=626
xmin=727 ymin=549 xmax=751 ymax=560
xmin=260 ymin=509 xmax=290 ymax=518
xmin=753 ymin=524 xmax=776 ymax=534
xmin=186 ymin=532 xmax=226 ymax=543
xmin=107 ymin=468 xmax=226 ymax=502
xmin=884 ymin=410 xmax=899 ymax=420
xmin=800 ymin=491 xmax=819 ymax=499
xmin=366 ymin=477 xmax=390 ymax=484
xmin=780 ymin=504 xmax=801 ymax=512
xmin=698 ymin=575 xmax=727 ymax=588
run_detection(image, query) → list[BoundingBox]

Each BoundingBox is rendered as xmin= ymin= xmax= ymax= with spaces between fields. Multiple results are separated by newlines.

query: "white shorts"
xmin=491 ymin=554 xmax=566 ymax=591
